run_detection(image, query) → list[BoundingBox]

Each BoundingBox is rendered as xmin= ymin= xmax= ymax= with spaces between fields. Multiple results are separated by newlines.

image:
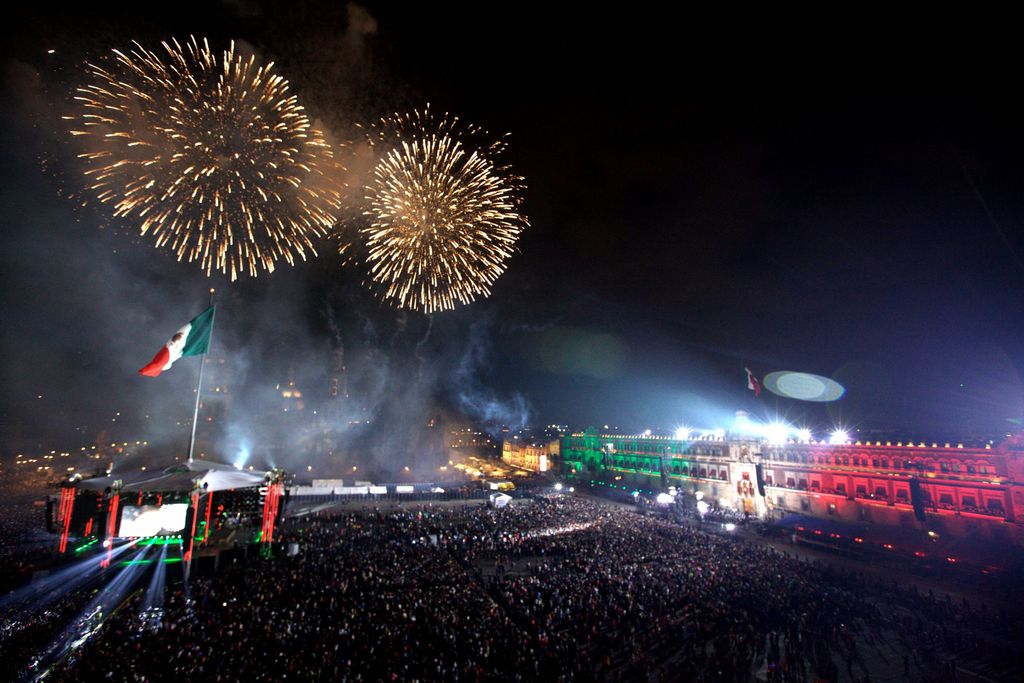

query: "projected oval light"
xmin=763 ymin=371 xmax=845 ymax=402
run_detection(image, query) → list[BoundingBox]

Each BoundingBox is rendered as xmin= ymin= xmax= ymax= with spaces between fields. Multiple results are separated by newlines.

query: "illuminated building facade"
xmin=448 ymin=426 xmax=497 ymax=455
xmin=501 ymin=439 xmax=559 ymax=473
xmin=562 ymin=427 xmax=1024 ymax=544
xmin=279 ymin=373 xmax=304 ymax=413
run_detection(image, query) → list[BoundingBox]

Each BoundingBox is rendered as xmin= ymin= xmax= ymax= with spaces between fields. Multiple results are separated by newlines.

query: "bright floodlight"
xmin=733 ymin=411 xmax=752 ymax=435
xmin=695 ymin=491 xmax=704 ymax=501
xmin=763 ymin=422 xmax=789 ymax=445
xmin=674 ymin=426 xmax=690 ymax=440
xmin=829 ymin=429 xmax=850 ymax=445
xmin=554 ymin=482 xmax=563 ymax=491
xmin=656 ymin=492 xmax=674 ymax=505
xmin=724 ymin=523 xmax=736 ymax=531
xmin=696 ymin=500 xmax=710 ymax=514
xmin=796 ymin=428 xmax=813 ymax=443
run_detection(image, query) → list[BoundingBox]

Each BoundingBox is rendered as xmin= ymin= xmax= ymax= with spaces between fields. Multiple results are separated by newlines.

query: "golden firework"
xmin=68 ymin=37 xmax=347 ymax=280
xmin=362 ymin=108 xmax=528 ymax=313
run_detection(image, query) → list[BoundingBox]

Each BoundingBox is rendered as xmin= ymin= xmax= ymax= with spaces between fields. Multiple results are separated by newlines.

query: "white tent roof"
xmin=489 ymin=492 xmax=512 ymax=508
xmin=77 ymin=460 xmax=268 ymax=493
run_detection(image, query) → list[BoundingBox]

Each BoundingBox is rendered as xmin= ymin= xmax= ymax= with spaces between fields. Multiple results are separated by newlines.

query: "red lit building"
xmin=762 ymin=437 xmax=1024 ymax=544
xmin=561 ymin=428 xmax=1024 ymax=545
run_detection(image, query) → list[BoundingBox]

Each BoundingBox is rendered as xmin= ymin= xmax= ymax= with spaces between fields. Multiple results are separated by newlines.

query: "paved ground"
xmin=288 ymin=497 xmax=490 ymax=517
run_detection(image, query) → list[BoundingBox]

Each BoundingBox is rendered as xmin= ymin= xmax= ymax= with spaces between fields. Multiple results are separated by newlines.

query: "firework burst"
xmin=68 ymin=36 xmax=347 ymax=280
xmin=361 ymin=108 xmax=528 ymax=313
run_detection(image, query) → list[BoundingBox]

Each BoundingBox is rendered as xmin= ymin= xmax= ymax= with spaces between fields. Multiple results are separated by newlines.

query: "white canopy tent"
xmin=488 ymin=492 xmax=512 ymax=509
xmin=77 ymin=459 xmax=268 ymax=493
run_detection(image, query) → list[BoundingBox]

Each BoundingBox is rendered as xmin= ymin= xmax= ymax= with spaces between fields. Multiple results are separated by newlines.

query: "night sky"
xmin=3 ymin=3 xmax=1024 ymax=457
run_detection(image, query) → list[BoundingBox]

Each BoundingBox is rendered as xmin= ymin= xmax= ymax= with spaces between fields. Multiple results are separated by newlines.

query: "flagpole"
xmin=186 ymin=289 xmax=216 ymax=464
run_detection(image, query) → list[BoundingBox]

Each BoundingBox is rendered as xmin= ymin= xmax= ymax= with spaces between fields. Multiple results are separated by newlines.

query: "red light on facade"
xmin=914 ymin=551 xmax=925 ymax=557
xmin=813 ymin=529 xmax=823 ymax=535
xmin=883 ymin=543 xmax=893 ymax=550
xmin=103 ymin=493 xmax=119 ymax=566
xmin=261 ymin=481 xmax=283 ymax=545
xmin=947 ymin=557 xmax=957 ymax=563
xmin=57 ymin=487 xmax=75 ymax=553
xmin=854 ymin=537 xmax=863 ymax=543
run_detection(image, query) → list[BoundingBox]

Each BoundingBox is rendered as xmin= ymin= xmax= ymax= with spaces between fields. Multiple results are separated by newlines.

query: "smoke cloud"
xmin=0 ymin=4 xmax=532 ymax=478
xmin=452 ymin=316 xmax=532 ymax=433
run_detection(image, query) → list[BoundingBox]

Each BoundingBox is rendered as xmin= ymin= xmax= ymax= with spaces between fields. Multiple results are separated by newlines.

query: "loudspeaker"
xmin=45 ymin=498 xmax=56 ymax=533
xmin=755 ymin=464 xmax=766 ymax=497
xmin=182 ymin=500 xmax=197 ymax=557
xmin=909 ymin=478 xmax=926 ymax=522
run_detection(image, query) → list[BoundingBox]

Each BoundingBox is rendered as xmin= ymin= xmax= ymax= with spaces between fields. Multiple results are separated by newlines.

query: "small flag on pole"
xmin=745 ymin=367 xmax=761 ymax=397
xmin=139 ymin=307 xmax=215 ymax=377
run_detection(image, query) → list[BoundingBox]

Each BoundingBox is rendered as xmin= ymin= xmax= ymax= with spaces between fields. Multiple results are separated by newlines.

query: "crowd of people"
xmin=3 ymin=493 xmax=1022 ymax=681
xmin=0 ymin=469 xmax=95 ymax=681
xmin=0 ymin=470 xmax=59 ymax=592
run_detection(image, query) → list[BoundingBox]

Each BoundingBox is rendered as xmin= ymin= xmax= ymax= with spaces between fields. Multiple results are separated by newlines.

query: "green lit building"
xmin=561 ymin=427 xmax=766 ymax=516
xmin=561 ymin=426 xmax=1024 ymax=545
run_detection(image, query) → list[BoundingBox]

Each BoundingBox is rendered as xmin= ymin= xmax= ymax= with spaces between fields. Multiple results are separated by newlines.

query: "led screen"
xmin=119 ymin=504 xmax=188 ymax=537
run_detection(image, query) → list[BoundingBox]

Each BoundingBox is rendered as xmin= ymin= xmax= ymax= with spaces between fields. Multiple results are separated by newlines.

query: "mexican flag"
xmin=139 ymin=307 xmax=215 ymax=377
xmin=745 ymin=367 xmax=761 ymax=397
